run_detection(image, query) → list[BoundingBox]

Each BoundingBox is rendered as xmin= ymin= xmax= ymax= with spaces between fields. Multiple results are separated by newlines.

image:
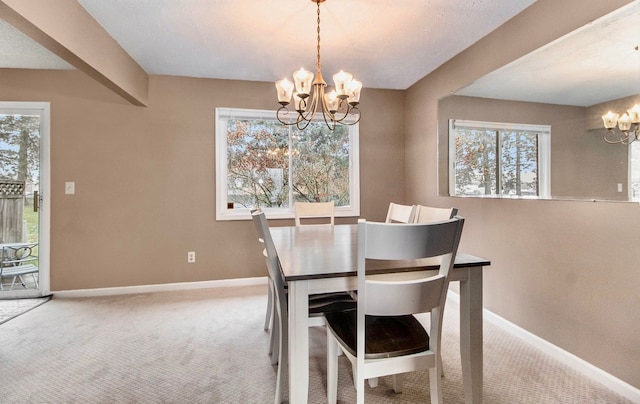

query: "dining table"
xmin=270 ymin=223 xmax=490 ymax=404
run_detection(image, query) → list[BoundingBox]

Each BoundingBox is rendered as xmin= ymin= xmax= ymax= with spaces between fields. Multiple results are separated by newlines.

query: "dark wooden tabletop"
xmin=270 ymin=224 xmax=491 ymax=282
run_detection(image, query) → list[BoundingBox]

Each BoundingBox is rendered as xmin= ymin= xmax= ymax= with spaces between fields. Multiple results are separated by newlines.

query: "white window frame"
xmin=215 ymin=108 xmax=360 ymax=221
xmin=0 ymin=102 xmax=51 ymax=298
xmin=448 ymin=119 xmax=551 ymax=199
xmin=630 ymin=141 xmax=640 ymax=202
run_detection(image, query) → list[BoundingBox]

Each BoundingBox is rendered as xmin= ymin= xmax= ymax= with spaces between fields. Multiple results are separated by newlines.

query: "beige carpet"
xmin=0 ymin=296 xmax=50 ymax=325
xmin=0 ymin=285 xmax=632 ymax=403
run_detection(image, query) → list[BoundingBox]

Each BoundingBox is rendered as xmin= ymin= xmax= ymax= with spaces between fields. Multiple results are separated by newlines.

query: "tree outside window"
xmin=216 ymin=108 xmax=359 ymax=220
xmin=0 ymin=114 xmax=39 ymax=184
xmin=449 ymin=119 xmax=550 ymax=198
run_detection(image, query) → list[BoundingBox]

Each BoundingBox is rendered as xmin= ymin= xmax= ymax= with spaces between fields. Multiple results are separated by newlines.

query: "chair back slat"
xmin=251 ymin=210 xmax=284 ymax=291
xmin=364 ymin=220 xmax=460 ymax=260
xmin=385 ymin=202 xmax=416 ymax=223
xmin=365 ymin=274 xmax=445 ymax=315
xmin=358 ymin=218 xmax=464 ymax=317
xmin=413 ymin=205 xmax=458 ymax=223
xmin=295 ymin=201 xmax=335 ymax=226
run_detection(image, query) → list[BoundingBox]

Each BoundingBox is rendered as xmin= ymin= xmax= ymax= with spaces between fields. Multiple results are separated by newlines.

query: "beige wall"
xmin=405 ymin=0 xmax=640 ymax=388
xmin=0 ymin=69 xmax=405 ymax=290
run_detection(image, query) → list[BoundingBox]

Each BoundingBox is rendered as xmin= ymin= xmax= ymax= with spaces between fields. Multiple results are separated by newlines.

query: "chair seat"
xmin=309 ymin=292 xmax=356 ymax=315
xmin=325 ymin=310 xmax=430 ymax=359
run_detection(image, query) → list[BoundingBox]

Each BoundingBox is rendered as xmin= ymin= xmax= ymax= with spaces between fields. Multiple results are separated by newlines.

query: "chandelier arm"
xmin=294 ymin=86 xmax=324 ymax=130
xmin=345 ymin=106 xmax=361 ymax=125
xmin=276 ymin=106 xmax=295 ymax=126
xmin=318 ymin=86 xmax=339 ymax=131
xmin=621 ymin=134 xmax=635 ymax=145
xmin=329 ymin=100 xmax=351 ymax=124
xmin=603 ymin=129 xmax=623 ymax=144
xmin=325 ymin=101 xmax=361 ymax=126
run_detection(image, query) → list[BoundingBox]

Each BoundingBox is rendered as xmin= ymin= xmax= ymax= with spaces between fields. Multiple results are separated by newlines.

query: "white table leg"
xmin=288 ymin=280 xmax=309 ymax=403
xmin=459 ymin=266 xmax=483 ymax=404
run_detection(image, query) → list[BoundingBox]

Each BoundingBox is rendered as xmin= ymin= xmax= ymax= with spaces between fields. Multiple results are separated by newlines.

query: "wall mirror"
xmin=438 ymin=1 xmax=640 ymax=202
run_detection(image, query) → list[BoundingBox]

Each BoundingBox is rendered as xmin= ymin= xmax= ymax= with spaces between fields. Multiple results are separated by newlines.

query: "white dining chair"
xmin=413 ymin=205 xmax=458 ymax=223
xmin=294 ymin=201 xmax=335 ymax=226
xmin=250 ymin=208 xmax=278 ymax=362
xmin=385 ymin=202 xmax=416 ymax=223
xmin=325 ymin=217 xmax=465 ymax=404
xmin=251 ymin=210 xmax=355 ymax=403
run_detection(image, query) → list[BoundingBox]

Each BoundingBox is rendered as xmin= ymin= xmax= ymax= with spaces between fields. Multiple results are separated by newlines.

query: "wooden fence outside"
xmin=0 ymin=180 xmax=24 ymax=244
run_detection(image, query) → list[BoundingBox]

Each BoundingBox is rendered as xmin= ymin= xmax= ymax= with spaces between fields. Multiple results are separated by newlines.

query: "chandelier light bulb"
xmin=293 ymin=68 xmax=314 ymax=98
xmin=347 ymin=79 xmax=362 ymax=105
xmin=333 ymin=70 xmax=353 ymax=99
xmin=324 ymin=90 xmax=340 ymax=113
xmin=618 ymin=113 xmax=632 ymax=131
xmin=275 ymin=78 xmax=294 ymax=105
xmin=627 ymin=104 xmax=640 ymax=123
xmin=602 ymin=111 xmax=619 ymax=129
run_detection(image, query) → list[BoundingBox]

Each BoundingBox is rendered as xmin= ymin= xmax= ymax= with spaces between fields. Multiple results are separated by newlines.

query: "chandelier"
xmin=601 ymin=45 xmax=640 ymax=144
xmin=274 ymin=0 xmax=362 ymax=131
xmin=602 ymin=104 xmax=640 ymax=144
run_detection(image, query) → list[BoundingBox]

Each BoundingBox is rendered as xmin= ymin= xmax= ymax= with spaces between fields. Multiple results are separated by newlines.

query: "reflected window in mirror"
xmin=449 ymin=119 xmax=550 ymax=198
xmin=631 ymin=142 xmax=640 ymax=202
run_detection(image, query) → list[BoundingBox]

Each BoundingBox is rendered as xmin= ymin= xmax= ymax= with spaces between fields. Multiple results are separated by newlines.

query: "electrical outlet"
xmin=187 ymin=251 xmax=196 ymax=263
xmin=65 ymin=181 xmax=75 ymax=195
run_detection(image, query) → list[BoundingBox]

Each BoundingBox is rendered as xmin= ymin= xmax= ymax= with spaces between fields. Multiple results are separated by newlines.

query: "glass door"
xmin=0 ymin=102 xmax=50 ymax=299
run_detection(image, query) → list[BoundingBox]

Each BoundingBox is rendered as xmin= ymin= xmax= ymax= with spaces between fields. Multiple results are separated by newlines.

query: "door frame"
xmin=0 ymin=102 xmax=50 ymax=298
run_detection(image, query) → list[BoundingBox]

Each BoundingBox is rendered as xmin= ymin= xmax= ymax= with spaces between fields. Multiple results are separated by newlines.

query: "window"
xmin=215 ymin=108 xmax=360 ymax=220
xmin=631 ymin=142 xmax=640 ymax=202
xmin=449 ymin=119 xmax=550 ymax=198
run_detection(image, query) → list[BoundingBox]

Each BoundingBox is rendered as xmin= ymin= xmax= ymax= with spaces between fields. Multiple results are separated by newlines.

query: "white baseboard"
xmin=52 ymin=276 xmax=267 ymax=298
xmin=447 ymin=291 xmax=640 ymax=403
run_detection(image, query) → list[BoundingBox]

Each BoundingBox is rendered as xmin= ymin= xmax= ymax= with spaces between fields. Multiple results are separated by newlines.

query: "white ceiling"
xmin=0 ymin=0 xmax=537 ymax=90
xmin=457 ymin=1 xmax=640 ymax=107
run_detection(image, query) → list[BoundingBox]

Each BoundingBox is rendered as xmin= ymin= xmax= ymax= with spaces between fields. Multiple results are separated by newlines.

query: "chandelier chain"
xmin=316 ymin=1 xmax=321 ymax=72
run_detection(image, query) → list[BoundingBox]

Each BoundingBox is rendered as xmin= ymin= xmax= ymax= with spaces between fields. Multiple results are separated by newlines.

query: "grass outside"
xmin=21 ymin=201 xmax=39 ymax=267
xmin=23 ymin=203 xmax=39 ymax=243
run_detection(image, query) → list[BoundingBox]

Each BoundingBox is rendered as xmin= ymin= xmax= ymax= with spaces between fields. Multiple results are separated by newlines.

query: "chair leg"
xmin=356 ymin=369 xmax=366 ymax=404
xmin=392 ymin=373 xmax=404 ymax=393
xmin=276 ymin=304 xmax=288 ymax=404
xmin=270 ymin=309 xmax=280 ymax=365
xmin=429 ymin=365 xmax=443 ymax=404
xmin=268 ymin=315 xmax=276 ymax=356
xmin=274 ymin=320 xmax=287 ymax=404
xmin=264 ymin=278 xmax=274 ymax=331
xmin=326 ymin=328 xmax=339 ymax=404
xmin=368 ymin=377 xmax=379 ymax=388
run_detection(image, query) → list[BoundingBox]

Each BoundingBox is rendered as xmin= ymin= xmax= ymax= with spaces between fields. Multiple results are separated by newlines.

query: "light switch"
xmin=617 ymin=183 xmax=623 ymax=193
xmin=65 ymin=181 xmax=75 ymax=195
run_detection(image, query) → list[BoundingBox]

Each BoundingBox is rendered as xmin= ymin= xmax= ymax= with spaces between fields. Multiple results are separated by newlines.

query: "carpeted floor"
xmin=0 ymin=285 xmax=633 ymax=403
xmin=0 ymin=296 xmax=50 ymax=325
